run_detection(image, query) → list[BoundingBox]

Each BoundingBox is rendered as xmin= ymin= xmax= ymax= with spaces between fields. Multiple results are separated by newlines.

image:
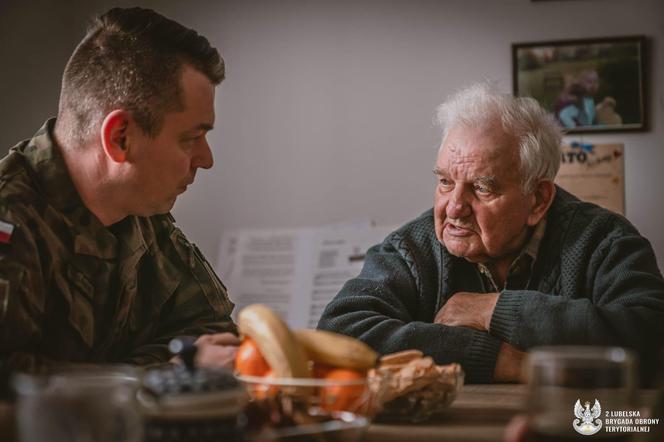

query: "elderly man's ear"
xmin=100 ymin=110 xmax=131 ymax=163
xmin=527 ymin=180 xmax=556 ymax=226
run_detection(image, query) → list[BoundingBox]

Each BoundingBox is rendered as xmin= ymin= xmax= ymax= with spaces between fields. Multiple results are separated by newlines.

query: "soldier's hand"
xmin=193 ymin=332 xmax=241 ymax=369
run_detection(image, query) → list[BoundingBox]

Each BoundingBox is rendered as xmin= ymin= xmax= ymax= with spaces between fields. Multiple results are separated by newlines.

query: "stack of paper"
xmin=215 ymin=223 xmax=393 ymax=328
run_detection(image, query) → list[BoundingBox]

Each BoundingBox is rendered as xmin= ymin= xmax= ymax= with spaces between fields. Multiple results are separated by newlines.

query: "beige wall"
xmin=2 ymin=0 xmax=663 ymax=267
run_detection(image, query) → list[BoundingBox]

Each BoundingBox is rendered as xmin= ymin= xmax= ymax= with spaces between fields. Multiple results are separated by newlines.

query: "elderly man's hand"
xmin=434 ymin=292 xmax=499 ymax=331
xmin=193 ymin=332 xmax=241 ymax=369
xmin=494 ymin=342 xmax=526 ymax=383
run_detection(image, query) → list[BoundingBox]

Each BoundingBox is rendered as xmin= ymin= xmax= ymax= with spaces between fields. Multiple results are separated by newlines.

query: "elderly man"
xmin=318 ymin=84 xmax=664 ymax=383
xmin=0 ymin=8 xmax=239 ymax=385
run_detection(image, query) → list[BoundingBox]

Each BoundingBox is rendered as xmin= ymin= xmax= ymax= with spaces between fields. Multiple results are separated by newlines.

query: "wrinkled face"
xmin=128 ymin=65 xmax=215 ymax=216
xmin=433 ymin=123 xmax=538 ymax=266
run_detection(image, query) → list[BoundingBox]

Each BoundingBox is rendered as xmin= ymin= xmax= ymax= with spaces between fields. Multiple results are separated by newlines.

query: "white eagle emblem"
xmin=573 ymin=399 xmax=603 ymax=435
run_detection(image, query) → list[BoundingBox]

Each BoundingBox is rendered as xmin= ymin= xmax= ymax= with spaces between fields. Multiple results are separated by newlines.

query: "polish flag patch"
xmin=0 ymin=220 xmax=14 ymax=244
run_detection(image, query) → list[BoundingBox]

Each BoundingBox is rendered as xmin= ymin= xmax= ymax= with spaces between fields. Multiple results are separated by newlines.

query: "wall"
xmin=1 ymin=0 xmax=662 ymax=267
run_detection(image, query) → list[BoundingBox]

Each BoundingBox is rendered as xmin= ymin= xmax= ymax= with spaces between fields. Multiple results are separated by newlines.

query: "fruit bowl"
xmin=237 ymin=373 xmax=388 ymax=441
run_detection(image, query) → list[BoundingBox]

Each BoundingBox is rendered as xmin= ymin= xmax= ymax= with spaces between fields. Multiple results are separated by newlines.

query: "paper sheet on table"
xmin=216 ymin=224 xmax=393 ymax=328
xmin=306 ymin=225 xmax=393 ymax=328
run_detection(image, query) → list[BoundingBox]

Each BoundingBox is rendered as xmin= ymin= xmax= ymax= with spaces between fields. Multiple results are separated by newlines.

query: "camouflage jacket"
xmin=0 ymin=120 xmax=236 ymax=378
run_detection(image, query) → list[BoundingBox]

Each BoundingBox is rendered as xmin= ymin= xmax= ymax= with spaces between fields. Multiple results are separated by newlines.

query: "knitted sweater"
xmin=317 ymin=187 xmax=664 ymax=383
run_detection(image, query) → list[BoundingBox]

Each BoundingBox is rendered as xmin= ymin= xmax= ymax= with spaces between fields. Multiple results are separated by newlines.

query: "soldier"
xmin=0 ymin=7 xmax=239 ymax=388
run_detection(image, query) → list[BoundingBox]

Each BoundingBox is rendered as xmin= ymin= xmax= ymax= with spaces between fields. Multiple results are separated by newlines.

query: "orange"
xmin=235 ymin=338 xmax=271 ymax=377
xmin=252 ymin=369 xmax=279 ymax=399
xmin=312 ymin=362 xmax=335 ymax=378
xmin=319 ymin=368 xmax=367 ymax=412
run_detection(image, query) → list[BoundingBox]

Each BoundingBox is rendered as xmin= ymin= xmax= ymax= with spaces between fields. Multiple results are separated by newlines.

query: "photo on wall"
xmin=512 ymin=36 xmax=646 ymax=133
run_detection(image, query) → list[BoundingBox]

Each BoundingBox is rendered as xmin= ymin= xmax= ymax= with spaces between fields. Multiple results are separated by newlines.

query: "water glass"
xmin=13 ymin=366 xmax=143 ymax=442
xmin=525 ymin=346 xmax=637 ymax=441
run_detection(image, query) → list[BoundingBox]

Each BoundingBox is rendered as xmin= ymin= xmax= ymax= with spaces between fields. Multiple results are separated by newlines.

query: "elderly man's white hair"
xmin=435 ymin=83 xmax=563 ymax=194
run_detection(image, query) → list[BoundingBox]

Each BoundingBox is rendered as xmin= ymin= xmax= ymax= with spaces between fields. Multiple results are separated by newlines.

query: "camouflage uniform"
xmin=0 ymin=119 xmax=236 ymax=378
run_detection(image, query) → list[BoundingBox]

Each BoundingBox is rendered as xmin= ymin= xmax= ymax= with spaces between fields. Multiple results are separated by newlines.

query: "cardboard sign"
xmin=556 ymin=143 xmax=625 ymax=215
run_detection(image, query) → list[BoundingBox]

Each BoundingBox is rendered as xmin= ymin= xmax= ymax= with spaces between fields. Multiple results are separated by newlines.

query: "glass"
xmin=237 ymin=373 xmax=388 ymax=442
xmin=13 ymin=366 xmax=143 ymax=442
xmin=525 ymin=346 xmax=637 ymax=441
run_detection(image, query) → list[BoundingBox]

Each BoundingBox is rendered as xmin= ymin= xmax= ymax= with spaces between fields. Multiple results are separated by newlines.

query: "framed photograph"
xmin=512 ymin=36 xmax=647 ymax=133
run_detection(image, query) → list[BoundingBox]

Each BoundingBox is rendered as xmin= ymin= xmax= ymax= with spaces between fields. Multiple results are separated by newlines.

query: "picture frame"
xmin=512 ymin=36 xmax=647 ymax=133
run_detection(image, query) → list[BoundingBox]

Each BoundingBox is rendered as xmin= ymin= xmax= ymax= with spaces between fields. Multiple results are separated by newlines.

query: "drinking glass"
xmin=13 ymin=366 xmax=143 ymax=442
xmin=525 ymin=346 xmax=637 ymax=441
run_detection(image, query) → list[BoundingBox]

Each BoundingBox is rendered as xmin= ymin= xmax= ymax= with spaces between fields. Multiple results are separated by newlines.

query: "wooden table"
xmin=0 ymin=401 xmax=16 ymax=442
xmin=365 ymin=384 xmax=526 ymax=442
xmin=1 ymin=384 xmax=525 ymax=442
xmin=366 ymin=384 xmax=663 ymax=442
xmin=3 ymin=384 xmax=660 ymax=441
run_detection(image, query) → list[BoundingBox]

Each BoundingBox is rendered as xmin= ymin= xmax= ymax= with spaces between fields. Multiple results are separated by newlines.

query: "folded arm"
xmin=489 ymin=232 xmax=664 ymax=352
xmin=318 ymin=236 xmax=502 ymax=383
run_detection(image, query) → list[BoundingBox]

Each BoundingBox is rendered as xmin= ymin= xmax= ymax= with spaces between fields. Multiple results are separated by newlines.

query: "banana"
xmin=238 ymin=304 xmax=311 ymax=378
xmin=294 ymin=329 xmax=378 ymax=370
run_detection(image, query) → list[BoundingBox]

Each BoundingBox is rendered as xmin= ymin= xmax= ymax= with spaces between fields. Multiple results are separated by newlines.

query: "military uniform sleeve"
xmin=0 ymin=209 xmax=65 ymax=382
xmin=123 ymin=217 xmax=237 ymax=365
xmin=317 ymin=233 xmax=502 ymax=383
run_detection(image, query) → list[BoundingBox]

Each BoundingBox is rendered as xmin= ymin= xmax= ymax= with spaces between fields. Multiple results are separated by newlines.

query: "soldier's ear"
xmin=100 ymin=110 xmax=130 ymax=163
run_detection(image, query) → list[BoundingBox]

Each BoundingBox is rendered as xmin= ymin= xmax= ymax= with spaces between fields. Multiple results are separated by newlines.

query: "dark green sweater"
xmin=318 ymin=188 xmax=664 ymax=383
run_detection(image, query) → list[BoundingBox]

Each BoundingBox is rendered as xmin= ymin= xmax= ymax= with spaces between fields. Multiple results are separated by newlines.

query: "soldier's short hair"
xmin=58 ymin=7 xmax=224 ymax=145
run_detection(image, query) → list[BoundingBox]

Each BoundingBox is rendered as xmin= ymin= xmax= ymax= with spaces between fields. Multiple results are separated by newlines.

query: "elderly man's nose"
xmin=447 ymin=190 xmax=471 ymax=219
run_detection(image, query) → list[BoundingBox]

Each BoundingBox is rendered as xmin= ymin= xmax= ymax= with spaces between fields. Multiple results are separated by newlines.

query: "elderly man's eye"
xmin=438 ymin=178 xmax=453 ymax=188
xmin=474 ymin=184 xmax=491 ymax=194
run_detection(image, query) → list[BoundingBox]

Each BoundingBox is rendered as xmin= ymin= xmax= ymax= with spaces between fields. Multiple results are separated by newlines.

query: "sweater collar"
xmin=476 ymin=219 xmax=547 ymax=291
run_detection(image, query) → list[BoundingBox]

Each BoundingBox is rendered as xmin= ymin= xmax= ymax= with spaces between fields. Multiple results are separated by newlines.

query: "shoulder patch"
xmin=0 ymin=220 xmax=14 ymax=244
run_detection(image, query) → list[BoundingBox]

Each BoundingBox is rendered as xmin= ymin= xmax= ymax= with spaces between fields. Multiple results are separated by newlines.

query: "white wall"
xmin=2 ymin=0 xmax=663 ymax=268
